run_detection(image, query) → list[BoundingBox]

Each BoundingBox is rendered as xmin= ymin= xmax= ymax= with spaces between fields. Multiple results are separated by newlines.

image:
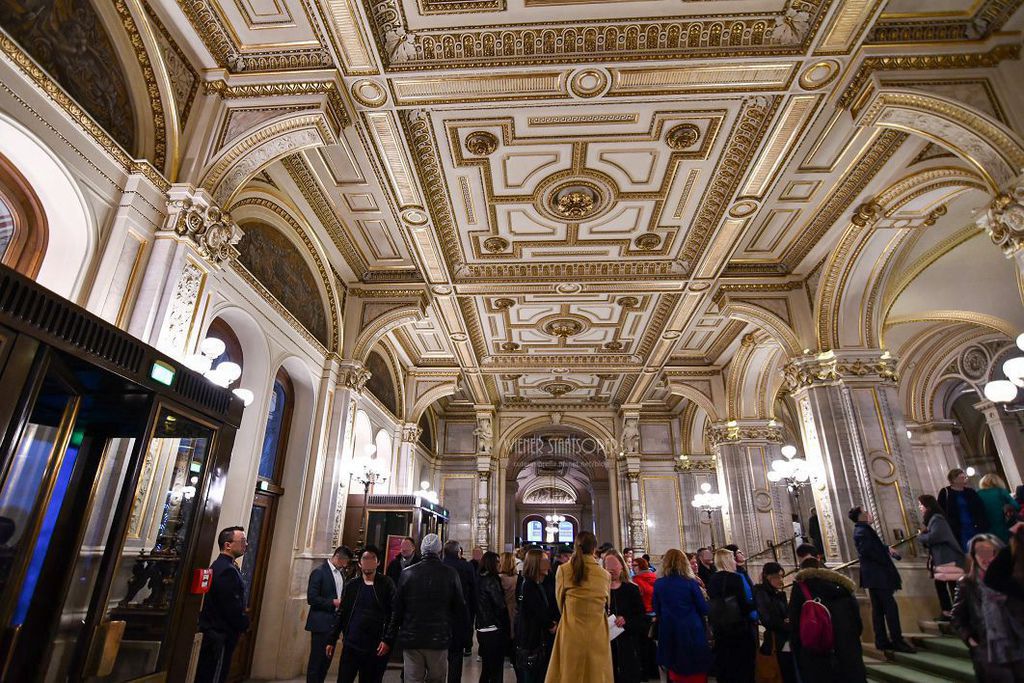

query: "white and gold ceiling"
xmin=6 ymin=0 xmax=1024 ymax=418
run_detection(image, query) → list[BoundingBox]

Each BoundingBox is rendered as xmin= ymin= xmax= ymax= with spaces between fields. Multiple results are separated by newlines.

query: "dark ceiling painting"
xmin=0 ymin=0 xmax=137 ymax=153
xmin=365 ymin=351 xmax=398 ymax=417
xmin=237 ymin=221 xmax=330 ymax=347
xmin=418 ymin=411 xmax=433 ymax=451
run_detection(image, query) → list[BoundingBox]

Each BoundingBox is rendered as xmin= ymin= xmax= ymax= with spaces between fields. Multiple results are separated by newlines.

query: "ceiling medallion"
xmin=604 ymin=341 xmax=623 ymax=351
xmin=662 ymin=330 xmax=681 ymax=340
xmin=401 ymin=207 xmax=429 ymax=225
xmin=799 ymin=60 xmax=841 ymax=91
xmin=493 ymin=297 xmax=515 ymax=310
xmin=483 ymin=236 xmax=510 ymax=253
xmin=541 ymin=315 xmax=589 ymax=338
xmin=541 ymin=381 xmax=576 ymax=397
xmin=728 ymin=200 xmax=759 ymax=218
xmin=568 ymin=67 xmax=610 ymax=99
xmin=500 ymin=373 xmax=523 ymax=381
xmin=465 ymin=131 xmax=499 ymax=156
xmin=666 ymin=123 xmax=701 ymax=150
xmin=555 ymin=283 xmax=583 ymax=294
xmin=633 ymin=233 xmax=661 ymax=251
xmin=500 ymin=341 xmax=521 ymax=352
xmin=450 ymin=332 xmax=468 ymax=342
xmin=553 ymin=187 xmax=598 ymax=219
xmin=617 ymin=296 xmax=640 ymax=308
xmin=350 ymin=79 xmax=388 ymax=107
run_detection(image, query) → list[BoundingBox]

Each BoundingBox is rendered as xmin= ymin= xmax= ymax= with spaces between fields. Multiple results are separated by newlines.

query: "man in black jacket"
xmin=938 ymin=468 xmax=989 ymax=551
xmin=387 ymin=533 xmax=468 ymax=683
xmin=442 ymin=539 xmax=477 ymax=683
xmin=696 ymin=547 xmax=716 ymax=586
xmin=195 ymin=526 xmax=250 ymax=683
xmin=306 ymin=545 xmax=354 ymax=683
xmin=386 ymin=536 xmax=420 ymax=584
xmin=327 ymin=545 xmax=396 ymax=683
xmin=850 ymin=506 xmax=915 ymax=654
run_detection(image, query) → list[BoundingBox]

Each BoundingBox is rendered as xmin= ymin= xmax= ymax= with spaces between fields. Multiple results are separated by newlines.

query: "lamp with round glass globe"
xmin=690 ymin=481 xmax=725 ymax=547
xmin=984 ymin=380 xmax=1018 ymax=404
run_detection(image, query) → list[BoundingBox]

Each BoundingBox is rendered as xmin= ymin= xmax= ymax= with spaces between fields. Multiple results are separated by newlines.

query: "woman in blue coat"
xmin=653 ymin=549 xmax=712 ymax=683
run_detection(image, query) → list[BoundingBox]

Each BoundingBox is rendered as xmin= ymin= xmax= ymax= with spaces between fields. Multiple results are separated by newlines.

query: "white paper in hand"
xmin=608 ymin=614 xmax=624 ymax=641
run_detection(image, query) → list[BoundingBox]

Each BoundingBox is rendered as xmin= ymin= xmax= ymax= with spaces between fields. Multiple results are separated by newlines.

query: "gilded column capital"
xmin=675 ymin=456 xmax=717 ymax=473
xmin=165 ymin=185 xmax=242 ymax=267
xmin=338 ymin=361 xmax=371 ymax=391
xmin=782 ymin=350 xmax=898 ymax=392
xmin=401 ymin=422 xmax=422 ymax=444
xmin=706 ymin=420 xmax=784 ymax=448
xmin=980 ymin=178 xmax=1024 ymax=256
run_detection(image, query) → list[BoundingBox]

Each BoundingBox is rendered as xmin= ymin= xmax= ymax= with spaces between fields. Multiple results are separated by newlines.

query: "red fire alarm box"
xmin=191 ymin=568 xmax=212 ymax=594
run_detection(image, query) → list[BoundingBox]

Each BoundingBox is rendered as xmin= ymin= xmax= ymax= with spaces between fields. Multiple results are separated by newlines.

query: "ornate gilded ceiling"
xmin=12 ymin=0 xmax=1018 ymax=411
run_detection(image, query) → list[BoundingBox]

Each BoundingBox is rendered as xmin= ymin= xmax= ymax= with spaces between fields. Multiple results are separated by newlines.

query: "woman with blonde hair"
xmin=545 ymin=531 xmax=613 ymax=683
xmin=978 ymin=473 xmax=1020 ymax=543
xmin=707 ymin=548 xmax=757 ymax=682
xmin=603 ymin=550 xmax=645 ymax=683
xmin=653 ymin=549 xmax=710 ymax=683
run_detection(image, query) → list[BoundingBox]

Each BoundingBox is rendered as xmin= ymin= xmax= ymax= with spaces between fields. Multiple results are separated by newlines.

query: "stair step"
xmin=918 ymin=619 xmax=956 ymax=636
xmin=912 ymin=636 xmax=969 ymax=659
xmin=866 ymin=662 xmax=954 ymax=683
xmin=890 ymin=651 xmax=975 ymax=681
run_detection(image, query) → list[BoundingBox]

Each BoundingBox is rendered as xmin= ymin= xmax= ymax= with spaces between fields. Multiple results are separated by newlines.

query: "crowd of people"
xmin=192 ymin=467 xmax=1024 ymax=683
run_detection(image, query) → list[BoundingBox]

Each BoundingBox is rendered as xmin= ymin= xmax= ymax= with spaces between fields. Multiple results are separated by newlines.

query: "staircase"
xmin=865 ymin=621 xmax=976 ymax=682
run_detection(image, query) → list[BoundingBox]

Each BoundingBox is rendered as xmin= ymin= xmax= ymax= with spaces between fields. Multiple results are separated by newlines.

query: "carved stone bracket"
xmin=338 ymin=361 xmax=371 ymax=392
xmin=401 ymin=423 xmax=423 ymax=444
xmin=166 ymin=189 xmax=242 ymax=267
xmin=980 ymin=176 xmax=1024 ymax=256
xmin=474 ymin=410 xmax=494 ymax=456
xmin=782 ymin=350 xmax=899 ymax=393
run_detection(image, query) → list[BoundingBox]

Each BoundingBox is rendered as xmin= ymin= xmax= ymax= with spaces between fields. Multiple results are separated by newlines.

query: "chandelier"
xmin=766 ymin=445 xmax=811 ymax=492
xmin=184 ymin=336 xmax=254 ymax=406
xmin=690 ymin=482 xmax=725 ymax=547
xmin=983 ymin=333 xmax=1024 ymax=410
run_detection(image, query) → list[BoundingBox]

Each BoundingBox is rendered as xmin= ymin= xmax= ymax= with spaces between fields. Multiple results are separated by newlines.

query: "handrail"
xmin=783 ymin=532 xmax=920 ymax=586
xmin=746 ymin=533 xmax=802 ymax=563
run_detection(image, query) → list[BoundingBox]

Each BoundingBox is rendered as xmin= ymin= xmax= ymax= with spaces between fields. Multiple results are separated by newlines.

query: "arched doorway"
xmin=503 ymin=426 xmax=612 ymax=548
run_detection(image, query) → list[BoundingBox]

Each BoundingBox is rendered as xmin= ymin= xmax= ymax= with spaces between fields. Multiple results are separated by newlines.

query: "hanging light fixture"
xmin=184 ymin=336 xmax=254 ymax=406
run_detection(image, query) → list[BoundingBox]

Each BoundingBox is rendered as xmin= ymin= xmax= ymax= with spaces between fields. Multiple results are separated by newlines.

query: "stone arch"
xmin=498 ymin=414 xmax=615 ymax=469
xmin=663 ymin=377 xmax=721 ymax=423
xmin=348 ymin=300 xmax=427 ymax=363
xmin=407 ymin=383 xmax=459 ymax=425
xmin=230 ymin=191 xmax=340 ymax=352
xmin=815 ymin=165 xmax=989 ymax=351
xmin=855 ymin=88 xmax=1024 ymax=191
xmin=718 ymin=299 xmax=802 ymax=358
xmin=725 ymin=332 xmax=787 ymax=420
xmin=200 ymin=112 xmax=338 ymax=206
xmin=0 ymin=114 xmax=93 ymax=301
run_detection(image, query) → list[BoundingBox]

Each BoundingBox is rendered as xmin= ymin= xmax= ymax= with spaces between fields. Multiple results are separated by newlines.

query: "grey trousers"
xmin=404 ymin=648 xmax=448 ymax=683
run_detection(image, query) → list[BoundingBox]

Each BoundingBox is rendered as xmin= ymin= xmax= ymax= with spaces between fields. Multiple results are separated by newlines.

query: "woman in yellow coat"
xmin=545 ymin=531 xmax=613 ymax=683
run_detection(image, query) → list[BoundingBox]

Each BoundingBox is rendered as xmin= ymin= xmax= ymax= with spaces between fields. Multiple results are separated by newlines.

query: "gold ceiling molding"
xmin=868 ymin=0 xmax=1023 ymax=43
xmin=814 ymin=0 xmax=882 ymax=54
xmin=782 ymin=129 xmax=907 ymax=270
xmin=204 ymin=79 xmax=352 ymax=130
xmin=528 ymin=113 xmax=639 ymax=127
xmin=317 ymin=0 xmax=378 ymax=74
xmin=679 ymin=96 xmax=780 ymax=268
xmin=609 ymin=62 xmax=797 ymax=95
xmin=177 ymin=0 xmax=332 ymax=72
xmin=884 ymin=310 xmax=1017 ymax=338
xmin=230 ymin=195 xmax=341 ymax=351
xmin=706 ymin=421 xmax=784 ymax=448
xmin=280 ymin=154 xmax=369 ymax=277
xmin=0 ymin=30 xmax=170 ymax=193
xmin=363 ymin=0 xmax=828 ymax=70
xmin=782 ymin=351 xmax=899 ymax=393
xmin=740 ymin=95 xmax=819 ymax=199
xmin=418 ymin=0 xmax=504 ymax=13
xmin=115 ymin=0 xmax=168 ymax=172
xmin=364 ymin=111 xmax=422 ymax=207
xmin=142 ymin=3 xmax=200 ymax=130
xmin=390 ymin=72 xmax=565 ymax=105
xmin=837 ymin=43 xmax=1020 ymax=112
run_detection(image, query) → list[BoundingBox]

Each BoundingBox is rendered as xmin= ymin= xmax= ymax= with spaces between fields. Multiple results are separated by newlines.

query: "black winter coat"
xmin=753 ymin=583 xmax=790 ymax=654
xmin=853 ymin=522 xmax=901 ymax=591
xmin=788 ymin=568 xmax=866 ymax=683
xmin=476 ymin=572 xmax=509 ymax=633
xmin=515 ymin=577 xmax=556 ymax=652
xmin=443 ymin=553 xmax=478 ymax=647
xmin=330 ymin=574 xmax=396 ymax=645
xmin=387 ymin=555 xmax=468 ymax=650
xmin=609 ymin=582 xmax=646 ymax=683
xmin=386 ymin=552 xmax=420 ymax=584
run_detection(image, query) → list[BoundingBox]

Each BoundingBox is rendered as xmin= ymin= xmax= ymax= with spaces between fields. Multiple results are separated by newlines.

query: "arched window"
xmin=375 ymin=430 xmax=393 ymax=466
xmin=353 ymin=410 xmax=373 ymax=459
xmin=258 ymin=369 xmax=293 ymax=482
xmin=0 ymin=153 xmax=47 ymax=278
xmin=558 ymin=520 xmax=575 ymax=543
xmin=526 ymin=520 xmax=543 ymax=543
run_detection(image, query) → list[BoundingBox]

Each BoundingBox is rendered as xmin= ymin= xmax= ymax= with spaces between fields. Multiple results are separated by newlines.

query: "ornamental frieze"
xmin=169 ymin=198 xmax=243 ymax=266
xmin=782 ymin=352 xmax=899 ymax=392
xmin=706 ymin=422 xmax=784 ymax=448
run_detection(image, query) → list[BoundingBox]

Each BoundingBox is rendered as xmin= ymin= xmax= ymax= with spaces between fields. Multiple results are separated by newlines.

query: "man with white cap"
xmin=386 ymin=533 xmax=468 ymax=683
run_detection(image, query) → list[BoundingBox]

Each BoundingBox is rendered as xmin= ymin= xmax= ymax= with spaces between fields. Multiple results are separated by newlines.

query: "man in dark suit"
xmin=850 ymin=505 xmax=915 ymax=654
xmin=327 ymin=545 xmax=397 ymax=683
xmin=306 ymin=545 xmax=354 ymax=683
xmin=195 ymin=526 xmax=250 ymax=683
xmin=386 ymin=536 xmax=420 ymax=584
xmin=441 ymin=540 xmax=476 ymax=682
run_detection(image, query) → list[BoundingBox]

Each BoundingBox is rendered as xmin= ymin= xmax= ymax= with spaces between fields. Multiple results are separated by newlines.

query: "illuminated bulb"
xmin=199 ymin=337 xmax=226 ymax=358
xmin=781 ymin=445 xmax=797 ymax=459
xmin=1004 ymin=357 xmax=1024 ymax=387
xmin=1016 ymin=332 xmax=1024 ymax=352
xmin=232 ymin=388 xmax=254 ymax=406
xmin=421 ymin=481 xmax=431 ymax=490
xmin=184 ymin=354 xmax=213 ymax=374
xmin=700 ymin=482 xmax=711 ymax=493
xmin=984 ymin=380 xmax=1018 ymax=404
xmin=215 ymin=361 xmax=242 ymax=383
xmin=966 ymin=466 xmax=977 ymax=477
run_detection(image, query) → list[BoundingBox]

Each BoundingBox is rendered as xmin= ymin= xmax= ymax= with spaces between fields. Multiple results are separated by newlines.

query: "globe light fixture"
xmin=185 ymin=336 xmax=254 ymax=408
xmin=767 ymin=444 xmax=814 ymax=538
xmin=984 ymin=379 xmax=1019 ymax=404
xmin=983 ymin=335 xmax=1024 ymax=410
xmin=417 ymin=481 xmax=439 ymax=504
xmin=691 ymin=481 xmax=726 ymax=547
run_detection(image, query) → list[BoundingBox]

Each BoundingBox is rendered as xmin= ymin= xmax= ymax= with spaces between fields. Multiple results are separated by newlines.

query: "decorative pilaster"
xmin=330 ymin=360 xmax=370 ymax=547
xmin=707 ymin=420 xmax=791 ymax=557
xmin=396 ymin=422 xmax=422 ymax=495
xmin=474 ymin=408 xmax=496 ymax=550
xmin=784 ymin=350 xmax=918 ymax=563
xmin=907 ymin=421 xmax=966 ymax=496
xmin=618 ymin=407 xmax=645 ymax=551
xmin=975 ymin=400 xmax=1024 ymax=486
xmin=128 ymin=185 xmax=243 ymax=357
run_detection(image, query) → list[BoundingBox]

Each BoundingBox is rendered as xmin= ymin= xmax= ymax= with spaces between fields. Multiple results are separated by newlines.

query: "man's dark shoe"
xmin=892 ymin=641 xmax=916 ymax=654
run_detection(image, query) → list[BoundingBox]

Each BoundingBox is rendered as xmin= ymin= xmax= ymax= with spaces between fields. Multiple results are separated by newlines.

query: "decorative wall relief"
xmin=0 ymin=0 xmax=136 ymax=152
xmin=236 ymin=221 xmax=330 ymax=346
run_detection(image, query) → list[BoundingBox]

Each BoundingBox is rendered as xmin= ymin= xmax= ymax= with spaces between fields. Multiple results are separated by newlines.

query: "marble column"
xmin=624 ymin=466 xmax=646 ymax=553
xmin=976 ymin=400 xmax=1024 ymax=486
xmin=328 ymin=362 xmax=370 ymax=547
xmin=709 ymin=421 xmax=793 ymax=557
xmin=784 ymin=351 xmax=919 ymax=563
xmin=618 ymin=408 xmax=645 ymax=551
xmin=908 ymin=421 xmax=967 ymax=496
xmin=127 ymin=185 xmax=242 ymax=355
xmin=474 ymin=409 xmax=495 ymax=549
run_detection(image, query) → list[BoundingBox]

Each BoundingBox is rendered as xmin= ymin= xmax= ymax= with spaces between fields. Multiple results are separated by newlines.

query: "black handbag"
xmin=515 ymin=644 xmax=545 ymax=672
xmin=708 ymin=595 xmax=746 ymax=638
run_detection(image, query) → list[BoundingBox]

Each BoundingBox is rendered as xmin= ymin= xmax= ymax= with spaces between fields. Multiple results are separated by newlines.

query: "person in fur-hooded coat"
xmin=788 ymin=562 xmax=867 ymax=683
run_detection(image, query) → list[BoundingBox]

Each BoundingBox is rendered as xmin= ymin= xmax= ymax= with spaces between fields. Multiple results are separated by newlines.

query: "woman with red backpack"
xmin=787 ymin=557 xmax=867 ymax=683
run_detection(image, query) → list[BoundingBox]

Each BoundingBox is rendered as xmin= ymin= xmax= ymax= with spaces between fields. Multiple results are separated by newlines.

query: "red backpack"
xmin=798 ymin=582 xmax=835 ymax=654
